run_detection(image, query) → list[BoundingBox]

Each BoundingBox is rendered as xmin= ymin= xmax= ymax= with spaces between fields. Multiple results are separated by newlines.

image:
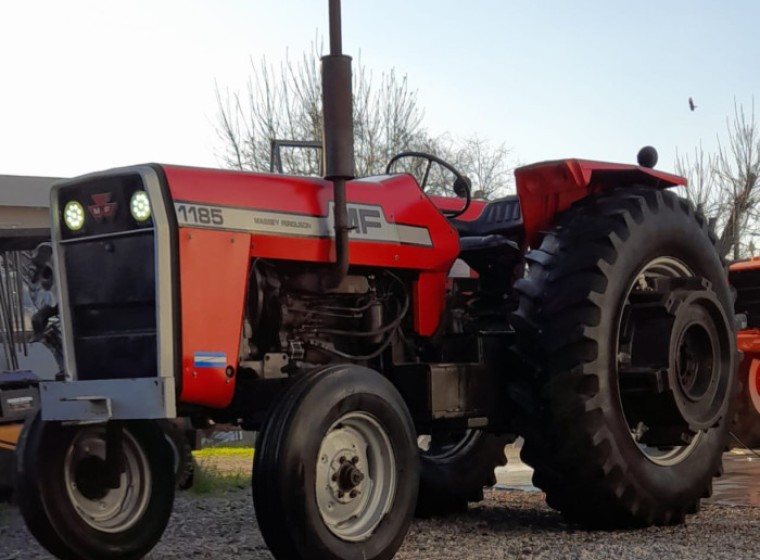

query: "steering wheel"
xmin=385 ymin=151 xmax=472 ymax=218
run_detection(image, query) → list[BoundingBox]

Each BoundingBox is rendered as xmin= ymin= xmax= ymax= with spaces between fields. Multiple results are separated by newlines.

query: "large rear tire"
xmin=16 ymin=412 xmax=175 ymax=560
xmin=416 ymin=430 xmax=510 ymax=517
xmin=253 ymin=365 xmax=418 ymax=560
xmin=512 ymin=187 xmax=737 ymax=528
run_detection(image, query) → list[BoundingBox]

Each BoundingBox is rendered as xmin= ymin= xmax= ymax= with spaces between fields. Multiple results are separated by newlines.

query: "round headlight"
xmin=130 ymin=190 xmax=151 ymax=222
xmin=63 ymin=201 xmax=85 ymax=231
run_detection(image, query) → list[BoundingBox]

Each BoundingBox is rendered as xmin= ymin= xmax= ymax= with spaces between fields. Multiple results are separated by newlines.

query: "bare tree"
xmin=675 ymin=142 xmax=719 ymax=217
xmin=676 ymin=100 xmax=760 ymax=260
xmin=215 ymin=42 xmax=514 ymax=198
xmin=445 ymin=135 xmax=514 ymax=200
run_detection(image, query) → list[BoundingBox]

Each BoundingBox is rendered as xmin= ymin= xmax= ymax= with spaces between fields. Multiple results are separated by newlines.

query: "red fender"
xmin=515 ymin=159 xmax=687 ymax=247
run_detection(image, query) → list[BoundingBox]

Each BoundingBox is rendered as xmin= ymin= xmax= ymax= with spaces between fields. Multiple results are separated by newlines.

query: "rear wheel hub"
xmin=619 ymin=263 xmax=733 ymax=463
xmin=666 ymin=288 xmax=732 ymax=431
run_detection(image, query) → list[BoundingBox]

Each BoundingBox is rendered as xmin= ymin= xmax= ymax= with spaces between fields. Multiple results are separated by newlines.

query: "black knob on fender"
xmin=637 ymin=146 xmax=658 ymax=168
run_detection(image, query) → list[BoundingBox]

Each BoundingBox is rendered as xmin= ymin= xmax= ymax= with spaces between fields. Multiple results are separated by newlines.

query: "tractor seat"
xmin=450 ymin=195 xmax=523 ymax=243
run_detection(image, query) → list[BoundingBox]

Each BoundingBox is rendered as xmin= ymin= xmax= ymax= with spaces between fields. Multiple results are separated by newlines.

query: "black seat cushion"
xmin=450 ymin=195 xmax=523 ymax=242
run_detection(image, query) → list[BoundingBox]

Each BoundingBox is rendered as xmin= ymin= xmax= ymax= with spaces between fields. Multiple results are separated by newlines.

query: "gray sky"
xmin=1 ymin=0 xmax=757 ymax=179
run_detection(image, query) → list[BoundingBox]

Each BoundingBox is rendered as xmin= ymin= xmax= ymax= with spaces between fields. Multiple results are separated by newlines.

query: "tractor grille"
xmin=58 ymin=174 xmax=158 ymax=381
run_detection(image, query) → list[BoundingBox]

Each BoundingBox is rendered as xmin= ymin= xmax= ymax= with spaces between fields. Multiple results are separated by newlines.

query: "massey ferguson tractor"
xmin=16 ymin=2 xmax=738 ymax=559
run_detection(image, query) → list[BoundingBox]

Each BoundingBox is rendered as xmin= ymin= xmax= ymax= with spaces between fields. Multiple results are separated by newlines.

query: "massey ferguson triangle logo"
xmin=88 ymin=193 xmax=118 ymax=221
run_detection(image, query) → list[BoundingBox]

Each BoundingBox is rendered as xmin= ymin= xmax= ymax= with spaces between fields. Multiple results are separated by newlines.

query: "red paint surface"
xmin=730 ymin=257 xmax=760 ymax=273
xmin=162 ymin=166 xmax=463 ymax=404
xmin=515 ymin=159 xmax=686 ymax=247
xmin=178 ymin=228 xmax=250 ymax=408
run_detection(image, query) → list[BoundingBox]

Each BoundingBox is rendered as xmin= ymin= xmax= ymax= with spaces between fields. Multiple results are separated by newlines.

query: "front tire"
xmin=16 ymin=413 xmax=175 ymax=560
xmin=253 ymin=365 xmax=418 ymax=560
xmin=512 ymin=187 xmax=737 ymax=527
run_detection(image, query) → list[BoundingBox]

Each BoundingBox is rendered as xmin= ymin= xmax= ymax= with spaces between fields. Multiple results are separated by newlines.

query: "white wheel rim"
xmin=315 ymin=411 xmax=396 ymax=542
xmin=64 ymin=427 xmax=151 ymax=533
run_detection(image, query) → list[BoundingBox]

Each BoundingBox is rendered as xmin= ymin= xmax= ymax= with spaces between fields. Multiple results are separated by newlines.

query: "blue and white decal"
xmin=194 ymin=351 xmax=227 ymax=368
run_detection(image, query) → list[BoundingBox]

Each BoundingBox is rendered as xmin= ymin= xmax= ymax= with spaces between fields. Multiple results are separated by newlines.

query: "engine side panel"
xmin=178 ymin=228 xmax=251 ymax=408
xmin=163 ymin=166 xmax=460 ymax=341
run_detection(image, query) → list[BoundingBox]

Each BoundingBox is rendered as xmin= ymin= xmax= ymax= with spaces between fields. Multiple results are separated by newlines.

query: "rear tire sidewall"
xmin=254 ymin=366 xmax=418 ymax=560
xmin=587 ymin=196 xmax=733 ymax=501
xmin=417 ymin=430 xmax=508 ymax=516
xmin=29 ymin=418 xmax=174 ymax=560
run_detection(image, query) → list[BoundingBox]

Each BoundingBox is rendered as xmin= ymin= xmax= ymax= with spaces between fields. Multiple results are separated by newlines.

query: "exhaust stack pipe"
xmin=321 ymin=0 xmax=354 ymax=290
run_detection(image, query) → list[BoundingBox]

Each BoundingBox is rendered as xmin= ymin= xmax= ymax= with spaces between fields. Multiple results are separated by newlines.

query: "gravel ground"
xmin=2 ymin=488 xmax=759 ymax=560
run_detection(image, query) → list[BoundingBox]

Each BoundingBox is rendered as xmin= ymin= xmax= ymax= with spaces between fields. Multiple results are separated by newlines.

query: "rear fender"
xmin=515 ymin=159 xmax=687 ymax=247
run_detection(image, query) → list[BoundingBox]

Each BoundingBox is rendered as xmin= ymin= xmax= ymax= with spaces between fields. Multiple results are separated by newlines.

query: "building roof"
xmin=0 ymin=175 xmax=62 ymax=209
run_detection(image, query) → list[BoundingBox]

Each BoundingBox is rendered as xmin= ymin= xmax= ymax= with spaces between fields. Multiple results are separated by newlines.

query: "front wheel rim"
xmin=64 ymin=427 xmax=151 ymax=533
xmin=315 ymin=411 xmax=397 ymax=542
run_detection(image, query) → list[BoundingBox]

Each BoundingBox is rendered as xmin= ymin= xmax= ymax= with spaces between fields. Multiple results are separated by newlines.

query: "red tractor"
xmin=16 ymin=3 xmax=737 ymax=559
xmin=729 ymin=259 xmax=760 ymax=448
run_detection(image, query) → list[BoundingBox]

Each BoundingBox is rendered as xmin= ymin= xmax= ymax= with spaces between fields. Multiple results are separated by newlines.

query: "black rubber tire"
xmin=14 ymin=413 xmax=76 ymax=560
xmin=731 ymin=357 xmax=760 ymax=449
xmin=160 ymin=419 xmax=196 ymax=490
xmin=0 ymin=445 xmax=14 ymax=503
xmin=415 ymin=430 xmax=510 ymax=517
xmin=15 ymin=412 xmax=175 ymax=560
xmin=253 ymin=364 xmax=418 ymax=560
xmin=512 ymin=187 xmax=738 ymax=528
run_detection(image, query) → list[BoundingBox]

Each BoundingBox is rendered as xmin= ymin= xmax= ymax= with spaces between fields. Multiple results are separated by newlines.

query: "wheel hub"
xmin=315 ymin=412 xmax=397 ymax=542
xmin=675 ymin=325 xmax=712 ymax=400
xmin=74 ymin=456 xmax=110 ymax=501
xmin=327 ymin=453 xmax=366 ymax=504
xmin=64 ymin=427 xmax=151 ymax=533
xmin=666 ymin=288 xmax=731 ymax=431
xmin=618 ymin=260 xmax=733 ymax=465
xmin=336 ymin=457 xmax=364 ymax=491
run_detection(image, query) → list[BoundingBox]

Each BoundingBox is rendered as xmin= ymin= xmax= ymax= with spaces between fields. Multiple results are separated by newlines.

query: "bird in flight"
xmin=689 ymin=97 xmax=697 ymax=111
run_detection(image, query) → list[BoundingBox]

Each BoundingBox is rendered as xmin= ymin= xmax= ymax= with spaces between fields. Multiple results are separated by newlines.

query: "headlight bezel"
xmin=63 ymin=200 xmax=86 ymax=232
xmin=130 ymin=190 xmax=152 ymax=222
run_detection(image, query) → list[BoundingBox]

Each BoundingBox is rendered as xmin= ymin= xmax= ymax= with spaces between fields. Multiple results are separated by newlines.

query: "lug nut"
xmin=351 ymin=456 xmax=359 ymax=464
xmin=350 ymin=490 xmax=359 ymax=498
